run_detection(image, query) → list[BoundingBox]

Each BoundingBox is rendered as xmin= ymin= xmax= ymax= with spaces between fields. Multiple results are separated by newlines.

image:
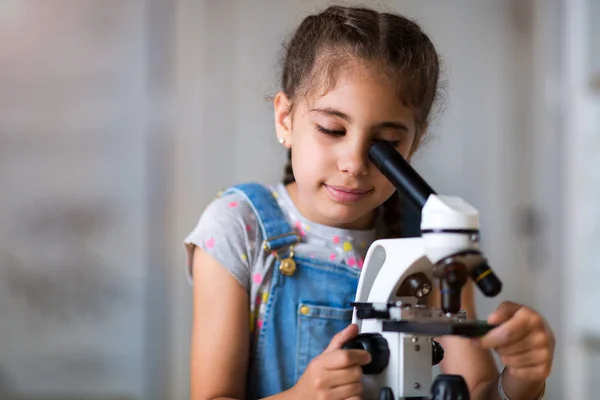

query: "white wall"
xmin=0 ymin=0 xmax=153 ymax=398
xmin=561 ymin=0 xmax=600 ymax=398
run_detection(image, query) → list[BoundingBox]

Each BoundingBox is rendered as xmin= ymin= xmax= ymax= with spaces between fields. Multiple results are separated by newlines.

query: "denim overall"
xmin=223 ymin=183 xmax=361 ymax=399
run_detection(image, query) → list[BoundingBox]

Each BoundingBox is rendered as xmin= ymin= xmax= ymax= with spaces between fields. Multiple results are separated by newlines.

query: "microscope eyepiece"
xmin=368 ymin=140 xmax=436 ymax=210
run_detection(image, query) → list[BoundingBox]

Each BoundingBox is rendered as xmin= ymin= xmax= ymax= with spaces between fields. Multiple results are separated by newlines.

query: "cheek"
xmin=292 ymin=133 xmax=334 ymax=178
xmin=311 ymin=143 xmax=334 ymax=166
xmin=293 ymin=147 xmax=329 ymax=182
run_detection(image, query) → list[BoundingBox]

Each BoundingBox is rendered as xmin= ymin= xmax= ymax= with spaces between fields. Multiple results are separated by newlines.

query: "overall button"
xmin=300 ymin=305 xmax=310 ymax=315
xmin=279 ymin=258 xmax=296 ymax=276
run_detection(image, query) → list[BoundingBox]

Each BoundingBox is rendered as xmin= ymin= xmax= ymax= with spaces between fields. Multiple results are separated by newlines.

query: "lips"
xmin=324 ymin=184 xmax=372 ymax=203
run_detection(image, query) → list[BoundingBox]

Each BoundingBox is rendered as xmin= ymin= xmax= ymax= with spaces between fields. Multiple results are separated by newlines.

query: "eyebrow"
xmin=309 ymin=107 xmax=409 ymax=131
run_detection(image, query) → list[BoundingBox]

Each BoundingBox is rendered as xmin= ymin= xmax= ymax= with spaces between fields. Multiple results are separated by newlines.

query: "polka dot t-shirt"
xmin=184 ymin=183 xmax=378 ymax=335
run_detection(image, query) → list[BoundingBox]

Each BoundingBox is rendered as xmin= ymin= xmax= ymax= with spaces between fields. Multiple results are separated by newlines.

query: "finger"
xmin=324 ymin=349 xmax=371 ymax=370
xmin=495 ymin=331 xmax=550 ymax=357
xmin=314 ymin=365 xmax=362 ymax=389
xmin=479 ymin=308 xmax=532 ymax=349
xmin=325 ymin=324 xmax=359 ymax=352
xmin=487 ymin=301 xmax=522 ymax=325
xmin=508 ymin=364 xmax=553 ymax=381
xmin=329 ymin=382 xmax=363 ymax=400
xmin=501 ymin=348 xmax=552 ymax=368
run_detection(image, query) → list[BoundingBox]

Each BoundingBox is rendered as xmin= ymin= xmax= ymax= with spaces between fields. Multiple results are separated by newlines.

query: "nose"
xmin=337 ymin=140 xmax=369 ymax=177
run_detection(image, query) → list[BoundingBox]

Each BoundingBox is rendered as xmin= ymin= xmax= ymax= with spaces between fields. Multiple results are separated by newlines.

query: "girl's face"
xmin=274 ymin=65 xmax=417 ymax=230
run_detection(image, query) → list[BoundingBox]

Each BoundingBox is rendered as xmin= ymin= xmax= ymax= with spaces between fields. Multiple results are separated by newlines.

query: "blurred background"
xmin=0 ymin=0 xmax=598 ymax=399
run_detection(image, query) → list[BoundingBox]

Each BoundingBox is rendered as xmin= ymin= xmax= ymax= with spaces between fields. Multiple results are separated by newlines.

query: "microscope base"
xmin=378 ymin=374 xmax=470 ymax=400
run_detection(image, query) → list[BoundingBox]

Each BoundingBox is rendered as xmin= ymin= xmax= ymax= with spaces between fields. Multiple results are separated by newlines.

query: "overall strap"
xmin=223 ymin=182 xmax=300 ymax=251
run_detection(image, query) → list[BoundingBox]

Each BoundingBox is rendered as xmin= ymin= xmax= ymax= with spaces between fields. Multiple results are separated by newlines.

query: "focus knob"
xmin=341 ymin=332 xmax=390 ymax=375
xmin=432 ymin=340 xmax=445 ymax=366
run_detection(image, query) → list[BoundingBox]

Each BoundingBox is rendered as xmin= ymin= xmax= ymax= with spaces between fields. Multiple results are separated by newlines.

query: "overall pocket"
xmin=294 ymin=302 xmax=354 ymax=382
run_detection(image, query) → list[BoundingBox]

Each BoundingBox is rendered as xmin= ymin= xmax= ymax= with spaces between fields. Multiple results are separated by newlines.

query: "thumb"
xmin=487 ymin=301 xmax=521 ymax=325
xmin=325 ymin=323 xmax=359 ymax=352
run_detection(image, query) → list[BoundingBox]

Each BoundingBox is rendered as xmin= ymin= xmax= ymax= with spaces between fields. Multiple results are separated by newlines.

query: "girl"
xmin=185 ymin=5 xmax=555 ymax=400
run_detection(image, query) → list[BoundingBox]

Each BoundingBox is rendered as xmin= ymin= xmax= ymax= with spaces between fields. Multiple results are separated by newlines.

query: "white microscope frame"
xmin=353 ymin=193 xmax=482 ymax=399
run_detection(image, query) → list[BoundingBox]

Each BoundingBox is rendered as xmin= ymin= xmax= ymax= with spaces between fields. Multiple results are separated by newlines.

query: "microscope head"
xmin=368 ymin=141 xmax=502 ymax=314
xmin=420 ymin=194 xmax=501 ymax=313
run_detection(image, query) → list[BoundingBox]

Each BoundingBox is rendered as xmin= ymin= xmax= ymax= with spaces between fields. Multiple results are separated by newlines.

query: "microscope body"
xmin=341 ymin=141 xmax=502 ymax=399
xmin=346 ymin=194 xmax=501 ymax=400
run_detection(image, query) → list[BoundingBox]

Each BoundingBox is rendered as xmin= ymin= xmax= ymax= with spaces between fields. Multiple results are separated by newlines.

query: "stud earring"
xmin=277 ymin=136 xmax=285 ymax=145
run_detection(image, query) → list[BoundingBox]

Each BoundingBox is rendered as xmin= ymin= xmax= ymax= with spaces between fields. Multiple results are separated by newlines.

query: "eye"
xmin=316 ymin=125 xmax=345 ymax=137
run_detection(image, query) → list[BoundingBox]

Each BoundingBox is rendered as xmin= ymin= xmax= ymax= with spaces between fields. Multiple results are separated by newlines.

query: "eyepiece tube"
xmin=368 ymin=141 xmax=436 ymax=210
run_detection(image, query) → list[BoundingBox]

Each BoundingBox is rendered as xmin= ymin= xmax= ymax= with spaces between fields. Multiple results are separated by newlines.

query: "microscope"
xmin=342 ymin=141 xmax=503 ymax=400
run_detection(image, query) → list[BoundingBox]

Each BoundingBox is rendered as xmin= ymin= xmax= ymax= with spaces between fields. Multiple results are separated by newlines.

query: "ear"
xmin=274 ymin=91 xmax=293 ymax=148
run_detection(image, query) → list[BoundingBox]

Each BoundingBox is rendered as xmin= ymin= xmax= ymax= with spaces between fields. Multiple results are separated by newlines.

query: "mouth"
xmin=324 ymin=184 xmax=373 ymax=203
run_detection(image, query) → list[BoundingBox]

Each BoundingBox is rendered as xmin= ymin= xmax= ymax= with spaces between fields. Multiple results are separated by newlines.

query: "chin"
xmin=317 ymin=202 xmax=370 ymax=228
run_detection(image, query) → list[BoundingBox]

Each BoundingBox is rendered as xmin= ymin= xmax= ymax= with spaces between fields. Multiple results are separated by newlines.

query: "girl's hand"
xmin=290 ymin=324 xmax=370 ymax=400
xmin=477 ymin=301 xmax=555 ymax=382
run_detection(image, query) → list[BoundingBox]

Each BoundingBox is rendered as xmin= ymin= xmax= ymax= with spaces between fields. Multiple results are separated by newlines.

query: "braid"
xmin=381 ymin=191 xmax=403 ymax=239
xmin=282 ymin=148 xmax=295 ymax=184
